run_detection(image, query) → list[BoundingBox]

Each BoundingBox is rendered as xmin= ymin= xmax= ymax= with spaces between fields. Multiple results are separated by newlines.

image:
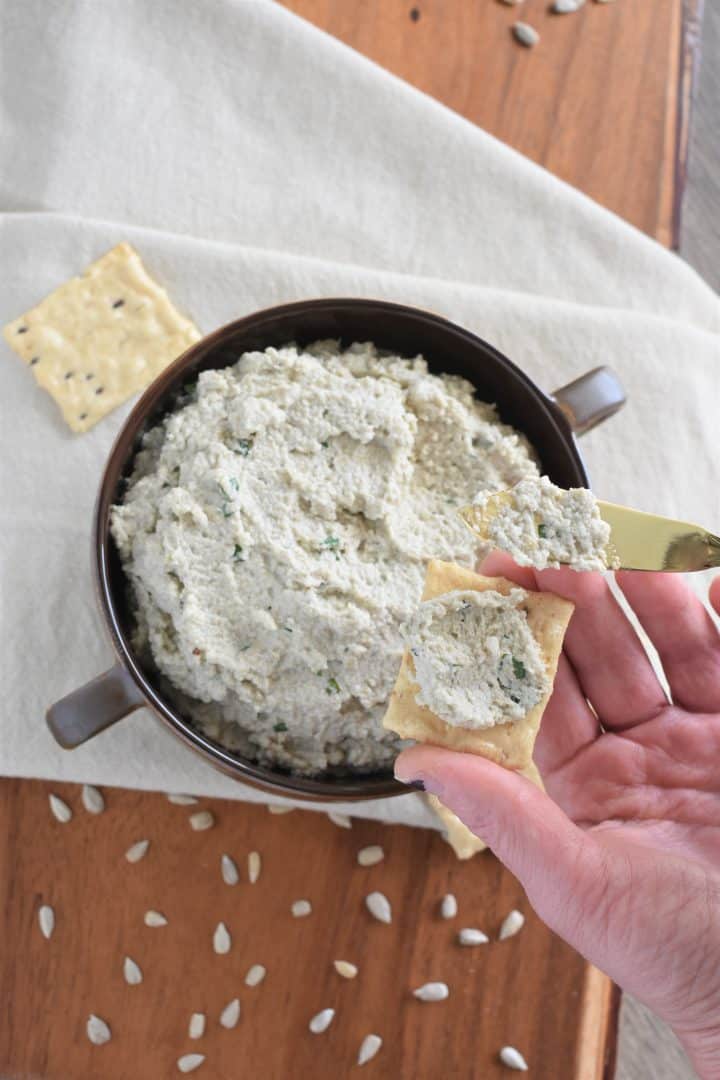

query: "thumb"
xmin=395 ymin=745 xmax=607 ymax=948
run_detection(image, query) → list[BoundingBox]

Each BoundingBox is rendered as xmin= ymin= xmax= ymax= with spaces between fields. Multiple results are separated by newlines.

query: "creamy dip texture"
xmin=403 ymin=589 xmax=550 ymax=729
xmin=111 ymin=341 xmax=539 ymax=775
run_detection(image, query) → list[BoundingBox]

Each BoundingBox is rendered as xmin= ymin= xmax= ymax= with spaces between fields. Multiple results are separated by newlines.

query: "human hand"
xmin=395 ymin=556 xmax=720 ymax=1078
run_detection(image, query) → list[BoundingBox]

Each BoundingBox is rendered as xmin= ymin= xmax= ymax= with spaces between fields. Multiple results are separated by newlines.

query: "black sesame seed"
xmin=64 ymin=371 xmax=74 ymax=380
xmin=95 ymin=386 xmax=104 ymax=395
xmin=85 ymin=373 xmax=95 ymax=380
xmin=112 ymin=299 xmax=125 ymax=309
xmin=16 ymin=326 xmax=28 ymax=334
xmin=30 ymin=357 xmax=39 ymax=366
xmin=410 ymin=7 xmax=420 ymax=21
xmin=79 ymin=413 xmax=88 ymax=420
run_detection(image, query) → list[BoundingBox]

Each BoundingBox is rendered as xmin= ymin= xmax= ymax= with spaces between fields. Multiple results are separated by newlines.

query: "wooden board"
xmin=0 ymin=778 xmax=618 ymax=1079
xmin=0 ymin=1 xmax=699 ymax=1077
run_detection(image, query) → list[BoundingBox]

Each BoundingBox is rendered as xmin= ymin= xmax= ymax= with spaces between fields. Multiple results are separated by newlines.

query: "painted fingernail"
xmin=399 ymin=778 xmax=425 ymax=791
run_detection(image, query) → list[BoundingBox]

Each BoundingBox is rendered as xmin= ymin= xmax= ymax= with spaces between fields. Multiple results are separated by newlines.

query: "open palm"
xmin=396 ymin=554 xmax=720 ymax=1078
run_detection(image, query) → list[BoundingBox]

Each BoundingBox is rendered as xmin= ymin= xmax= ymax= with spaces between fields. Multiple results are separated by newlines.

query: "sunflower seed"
xmin=125 ymin=839 xmax=150 ymax=863
xmin=366 ymin=891 xmax=392 ymax=924
xmin=413 ymin=982 xmax=449 ymax=1002
xmin=309 ymin=1007 xmax=335 ymax=1034
xmin=38 ymin=904 xmax=55 ymax=939
xmin=513 ymin=21 xmax=539 ymax=46
xmin=245 ymin=963 xmax=267 ymax=987
xmin=248 ymin=851 xmax=261 ymax=884
xmin=144 ymin=909 xmax=168 ymax=927
xmin=551 ymin=0 xmax=583 ymax=10
xmin=357 ymin=845 xmax=384 ymax=867
xmin=500 ymin=1046 xmax=529 ymax=1071
xmin=327 ymin=811 xmax=351 ymax=829
xmin=213 ymin=921 xmax=231 ymax=954
xmin=167 ymin=793 xmax=198 ymax=805
xmin=189 ymin=810 xmax=214 ymax=831
xmin=220 ymin=998 xmax=241 ymax=1029
xmin=499 ymin=909 xmax=525 ymax=940
xmin=49 ymin=793 xmax=72 ymax=823
xmin=440 ymin=894 xmax=457 ymax=920
xmin=82 ymin=784 xmax=105 ymax=814
xmin=458 ymin=928 xmax=489 ymax=946
xmin=86 ymin=1014 xmax=111 ymax=1045
xmin=177 ymin=1054 xmax=205 ymax=1074
xmin=268 ymin=804 xmax=294 ymax=814
xmin=123 ymin=956 xmax=143 ymax=984
xmin=291 ymin=899 xmax=312 ymax=918
xmin=334 ymin=960 xmax=358 ymax=979
xmin=189 ymin=1012 xmax=206 ymax=1039
xmin=221 ymin=854 xmax=239 ymax=886
xmin=358 ymin=1034 xmax=383 ymax=1066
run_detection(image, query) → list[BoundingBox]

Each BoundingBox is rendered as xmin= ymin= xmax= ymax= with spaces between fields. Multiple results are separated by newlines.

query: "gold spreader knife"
xmin=594 ymin=502 xmax=720 ymax=572
xmin=460 ymin=498 xmax=720 ymax=573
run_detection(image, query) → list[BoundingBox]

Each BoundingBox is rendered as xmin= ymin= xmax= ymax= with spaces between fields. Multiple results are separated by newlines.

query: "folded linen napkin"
xmin=1 ymin=0 xmax=718 ymax=828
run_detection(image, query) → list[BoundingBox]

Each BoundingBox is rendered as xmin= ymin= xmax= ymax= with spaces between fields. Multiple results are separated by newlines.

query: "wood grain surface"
xmin=1 ymin=1 xmax=705 ymax=1078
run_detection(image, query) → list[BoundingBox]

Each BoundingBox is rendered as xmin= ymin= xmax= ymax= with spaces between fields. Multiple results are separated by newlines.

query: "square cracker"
xmin=383 ymin=559 xmax=574 ymax=769
xmin=3 ymin=242 xmax=201 ymax=433
xmin=427 ymin=761 xmax=545 ymax=860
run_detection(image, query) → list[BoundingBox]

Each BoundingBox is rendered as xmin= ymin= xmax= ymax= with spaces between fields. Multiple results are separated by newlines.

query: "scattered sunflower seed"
xmin=440 ymin=894 xmax=458 ymax=920
xmin=144 ymin=910 xmax=168 ymax=927
xmin=513 ymin=21 xmax=540 ymax=46
xmin=125 ymin=839 xmax=150 ymax=863
xmin=86 ymin=1014 xmax=111 ymax=1045
xmin=123 ymin=956 xmax=143 ymax=985
xmin=500 ymin=1046 xmax=529 ymax=1071
xmin=309 ymin=1008 xmax=335 ymax=1034
xmin=366 ymin=891 xmax=392 ymax=924
xmin=189 ymin=810 xmax=214 ymax=831
xmin=49 ymin=793 xmax=72 ymax=823
xmin=248 ymin=851 xmax=261 ymax=884
xmin=413 ymin=982 xmax=449 ymax=1002
xmin=213 ymin=921 xmax=231 ymax=954
xmin=177 ymin=1054 xmax=205 ymax=1074
xmin=499 ymin=909 xmax=525 ymax=940
xmin=268 ymin=804 xmax=294 ymax=815
xmin=327 ymin=812 xmax=352 ymax=829
xmin=357 ymin=845 xmax=384 ymax=867
xmin=458 ymin=928 xmax=489 ymax=946
xmin=38 ymin=904 xmax=55 ymax=940
xmin=189 ymin=1013 xmax=206 ymax=1039
xmin=167 ymin=793 xmax=198 ymax=805
xmin=221 ymin=854 xmax=239 ymax=886
xmin=245 ymin=963 xmax=267 ymax=987
xmin=220 ymin=998 xmax=241 ymax=1029
xmin=81 ymin=784 xmax=105 ymax=814
xmin=551 ymin=0 xmax=583 ymax=10
xmin=291 ymin=899 xmax=312 ymax=918
xmin=334 ymin=960 xmax=358 ymax=979
xmin=358 ymin=1034 xmax=383 ymax=1066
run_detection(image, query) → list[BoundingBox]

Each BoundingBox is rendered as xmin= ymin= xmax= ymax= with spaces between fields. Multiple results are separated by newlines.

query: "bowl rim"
xmin=94 ymin=297 xmax=589 ymax=801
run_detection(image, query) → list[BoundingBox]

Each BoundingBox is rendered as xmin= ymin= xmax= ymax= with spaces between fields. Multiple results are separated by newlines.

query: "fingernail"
xmin=402 ymin=778 xmax=425 ymax=791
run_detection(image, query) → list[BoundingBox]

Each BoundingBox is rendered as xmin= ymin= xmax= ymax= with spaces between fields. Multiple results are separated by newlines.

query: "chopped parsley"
xmin=320 ymin=439 xmax=329 ymax=449
xmin=222 ymin=502 xmax=233 ymax=518
xmin=232 ymin=544 xmax=244 ymax=561
xmin=537 ymin=523 xmax=548 ymax=539
xmin=235 ymin=438 xmax=253 ymax=456
xmin=273 ymin=721 xmax=288 ymax=733
xmin=321 ymin=535 xmax=340 ymax=551
xmin=239 ymin=644 xmax=252 ymax=652
xmin=325 ymin=677 xmax=341 ymax=695
xmin=512 ymin=657 xmax=526 ymax=680
xmin=283 ymin=626 xmax=293 ymax=633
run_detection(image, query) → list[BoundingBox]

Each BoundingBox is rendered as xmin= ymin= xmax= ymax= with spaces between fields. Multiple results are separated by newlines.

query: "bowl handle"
xmin=46 ymin=663 xmax=146 ymax=749
xmin=551 ymin=366 xmax=626 ymax=436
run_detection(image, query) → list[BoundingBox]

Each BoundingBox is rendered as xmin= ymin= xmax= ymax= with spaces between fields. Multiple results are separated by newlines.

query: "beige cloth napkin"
xmin=1 ymin=0 xmax=719 ymax=828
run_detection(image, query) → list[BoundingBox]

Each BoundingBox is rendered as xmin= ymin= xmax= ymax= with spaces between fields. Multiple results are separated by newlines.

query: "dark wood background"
xmin=0 ymin=1 xmax=702 ymax=1077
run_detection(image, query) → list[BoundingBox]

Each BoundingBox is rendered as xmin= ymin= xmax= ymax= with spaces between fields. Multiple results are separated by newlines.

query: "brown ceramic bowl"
xmin=47 ymin=298 xmax=625 ymax=801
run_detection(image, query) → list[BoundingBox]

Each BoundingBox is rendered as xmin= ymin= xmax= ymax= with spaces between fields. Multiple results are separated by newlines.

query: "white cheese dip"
xmin=404 ymin=589 xmax=550 ymax=728
xmin=111 ymin=341 xmax=539 ymax=775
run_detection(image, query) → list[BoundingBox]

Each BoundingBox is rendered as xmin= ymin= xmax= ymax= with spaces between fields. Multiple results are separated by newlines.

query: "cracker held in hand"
xmin=428 ymin=761 xmax=545 ymax=860
xmin=3 ymin=243 xmax=200 ymax=433
xmin=383 ymin=560 xmax=574 ymax=769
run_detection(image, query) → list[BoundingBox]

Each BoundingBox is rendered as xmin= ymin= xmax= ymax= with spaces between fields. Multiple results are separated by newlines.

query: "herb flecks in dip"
xmin=404 ymin=589 xmax=549 ymax=729
xmin=110 ymin=341 xmax=539 ymax=775
xmin=471 ymin=476 xmax=616 ymax=571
